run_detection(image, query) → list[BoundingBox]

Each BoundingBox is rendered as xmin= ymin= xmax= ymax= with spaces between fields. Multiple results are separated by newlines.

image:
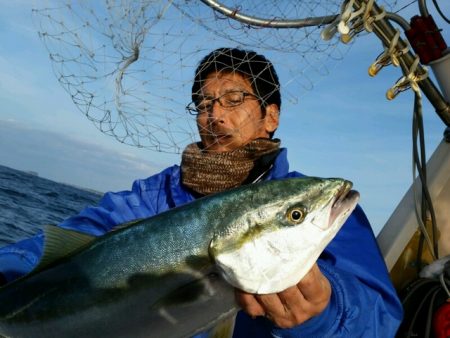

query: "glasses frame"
xmin=186 ymin=90 xmax=260 ymax=116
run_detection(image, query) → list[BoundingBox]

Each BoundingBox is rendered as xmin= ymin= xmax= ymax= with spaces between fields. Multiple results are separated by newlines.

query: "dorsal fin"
xmin=110 ymin=218 xmax=143 ymax=232
xmin=33 ymin=225 xmax=96 ymax=273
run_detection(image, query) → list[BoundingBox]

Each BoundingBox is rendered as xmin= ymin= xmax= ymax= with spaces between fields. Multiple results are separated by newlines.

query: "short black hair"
xmin=191 ymin=48 xmax=281 ymax=110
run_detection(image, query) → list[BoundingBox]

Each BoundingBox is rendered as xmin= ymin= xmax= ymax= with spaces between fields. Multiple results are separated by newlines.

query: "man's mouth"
xmin=212 ymin=132 xmax=228 ymax=137
xmin=210 ymin=129 xmax=233 ymax=139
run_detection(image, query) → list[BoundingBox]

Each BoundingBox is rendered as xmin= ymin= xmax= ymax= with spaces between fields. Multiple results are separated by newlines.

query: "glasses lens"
xmin=196 ymin=100 xmax=212 ymax=112
xmin=189 ymin=91 xmax=253 ymax=114
xmin=220 ymin=92 xmax=244 ymax=107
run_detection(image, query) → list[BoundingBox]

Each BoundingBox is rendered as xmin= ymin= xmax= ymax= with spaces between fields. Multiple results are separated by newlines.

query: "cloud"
xmin=0 ymin=120 xmax=168 ymax=192
xmin=0 ymin=56 xmax=46 ymax=100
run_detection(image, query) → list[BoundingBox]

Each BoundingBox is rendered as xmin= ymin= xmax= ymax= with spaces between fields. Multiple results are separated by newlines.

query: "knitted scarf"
xmin=181 ymin=138 xmax=280 ymax=195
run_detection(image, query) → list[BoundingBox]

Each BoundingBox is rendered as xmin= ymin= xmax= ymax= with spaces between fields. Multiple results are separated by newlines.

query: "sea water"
xmin=0 ymin=164 xmax=102 ymax=247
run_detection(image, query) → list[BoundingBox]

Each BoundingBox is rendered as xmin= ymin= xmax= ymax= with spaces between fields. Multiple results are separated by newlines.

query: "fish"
xmin=0 ymin=177 xmax=359 ymax=338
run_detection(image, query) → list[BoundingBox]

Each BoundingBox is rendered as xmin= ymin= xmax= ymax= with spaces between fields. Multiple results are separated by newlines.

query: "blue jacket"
xmin=0 ymin=148 xmax=403 ymax=337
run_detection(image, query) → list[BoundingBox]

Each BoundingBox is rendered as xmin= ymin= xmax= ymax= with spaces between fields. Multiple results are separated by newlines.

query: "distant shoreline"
xmin=0 ymin=164 xmax=103 ymax=196
xmin=25 ymin=170 xmax=39 ymax=177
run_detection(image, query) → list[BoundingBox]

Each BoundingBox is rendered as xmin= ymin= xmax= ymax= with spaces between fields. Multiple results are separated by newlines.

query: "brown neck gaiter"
xmin=181 ymin=138 xmax=280 ymax=195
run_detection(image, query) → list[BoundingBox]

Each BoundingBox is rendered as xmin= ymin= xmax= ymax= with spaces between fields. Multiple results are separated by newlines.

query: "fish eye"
xmin=286 ymin=207 xmax=306 ymax=224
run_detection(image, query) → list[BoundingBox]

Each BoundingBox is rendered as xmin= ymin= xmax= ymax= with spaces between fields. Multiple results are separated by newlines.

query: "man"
xmin=0 ymin=48 xmax=403 ymax=336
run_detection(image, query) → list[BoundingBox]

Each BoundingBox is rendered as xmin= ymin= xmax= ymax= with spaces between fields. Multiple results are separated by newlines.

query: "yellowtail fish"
xmin=0 ymin=177 xmax=359 ymax=338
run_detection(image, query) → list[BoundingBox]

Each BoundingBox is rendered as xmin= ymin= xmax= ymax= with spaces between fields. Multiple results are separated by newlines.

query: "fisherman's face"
xmin=196 ymin=71 xmax=279 ymax=153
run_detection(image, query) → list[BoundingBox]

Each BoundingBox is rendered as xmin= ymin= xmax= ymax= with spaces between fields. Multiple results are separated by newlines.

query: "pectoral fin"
xmin=33 ymin=225 xmax=96 ymax=273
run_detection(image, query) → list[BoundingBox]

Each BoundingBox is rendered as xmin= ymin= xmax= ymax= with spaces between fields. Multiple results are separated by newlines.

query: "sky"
xmin=0 ymin=0 xmax=449 ymax=235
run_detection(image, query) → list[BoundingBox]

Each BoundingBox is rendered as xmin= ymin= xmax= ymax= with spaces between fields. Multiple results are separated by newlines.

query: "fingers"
xmin=256 ymin=292 xmax=285 ymax=318
xmin=258 ymin=286 xmax=307 ymax=328
xmin=235 ymin=289 xmax=265 ymax=318
xmin=236 ymin=263 xmax=331 ymax=328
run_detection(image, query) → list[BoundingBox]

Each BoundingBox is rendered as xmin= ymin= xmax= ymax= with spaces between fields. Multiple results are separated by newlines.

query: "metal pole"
xmin=353 ymin=0 xmax=450 ymax=126
xmin=200 ymin=0 xmax=337 ymax=28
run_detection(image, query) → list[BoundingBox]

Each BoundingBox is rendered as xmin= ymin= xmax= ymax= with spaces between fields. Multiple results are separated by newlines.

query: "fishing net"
xmin=32 ymin=0 xmax=400 ymax=153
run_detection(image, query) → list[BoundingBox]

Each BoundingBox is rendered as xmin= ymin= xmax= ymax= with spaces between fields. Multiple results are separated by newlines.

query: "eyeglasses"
xmin=186 ymin=91 xmax=260 ymax=115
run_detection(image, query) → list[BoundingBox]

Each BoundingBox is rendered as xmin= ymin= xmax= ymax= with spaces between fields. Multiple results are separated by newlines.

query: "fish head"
xmin=209 ymin=177 xmax=359 ymax=294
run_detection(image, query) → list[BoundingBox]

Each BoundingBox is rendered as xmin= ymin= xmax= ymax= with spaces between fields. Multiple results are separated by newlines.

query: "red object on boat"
xmin=433 ymin=302 xmax=450 ymax=338
xmin=405 ymin=15 xmax=448 ymax=64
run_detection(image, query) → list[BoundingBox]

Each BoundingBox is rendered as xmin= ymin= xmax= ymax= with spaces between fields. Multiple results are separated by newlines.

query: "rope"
xmin=412 ymin=91 xmax=440 ymax=263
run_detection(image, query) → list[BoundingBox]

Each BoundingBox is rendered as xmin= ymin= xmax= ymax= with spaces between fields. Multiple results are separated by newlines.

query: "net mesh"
xmin=32 ymin=0 xmax=400 ymax=153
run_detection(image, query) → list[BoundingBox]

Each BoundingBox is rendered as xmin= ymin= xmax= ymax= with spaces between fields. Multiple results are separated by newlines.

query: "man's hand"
xmin=235 ymin=263 xmax=331 ymax=328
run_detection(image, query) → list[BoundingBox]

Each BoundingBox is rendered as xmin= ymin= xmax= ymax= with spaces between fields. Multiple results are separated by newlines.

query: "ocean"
xmin=0 ymin=164 xmax=102 ymax=247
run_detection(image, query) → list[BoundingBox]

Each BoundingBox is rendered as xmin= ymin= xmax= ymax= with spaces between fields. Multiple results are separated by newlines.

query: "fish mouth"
xmin=329 ymin=182 xmax=360 ymax=226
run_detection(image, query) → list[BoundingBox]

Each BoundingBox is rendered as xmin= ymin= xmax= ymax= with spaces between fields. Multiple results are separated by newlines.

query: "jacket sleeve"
xmin=0 ymin=169 xmax=174 ymax=284
xmin=233 ymin=205 xmax=403 ymax=337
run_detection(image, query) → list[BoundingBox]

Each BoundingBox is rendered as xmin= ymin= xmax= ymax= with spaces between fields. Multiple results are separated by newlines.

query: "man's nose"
xmin=208 ymin=100 xmax=226 ymax=122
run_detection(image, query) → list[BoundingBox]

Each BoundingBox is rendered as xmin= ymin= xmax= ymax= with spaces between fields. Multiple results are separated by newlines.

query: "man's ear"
xmin=264 ymin=104 xmax=280 ymax=134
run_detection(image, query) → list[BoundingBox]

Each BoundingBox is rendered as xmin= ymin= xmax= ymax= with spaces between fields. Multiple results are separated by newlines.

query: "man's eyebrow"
xmin=198 ymin=93 xmax=214 ymax=99
xmin=200 ymin=88 xmax=250 ymax=97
